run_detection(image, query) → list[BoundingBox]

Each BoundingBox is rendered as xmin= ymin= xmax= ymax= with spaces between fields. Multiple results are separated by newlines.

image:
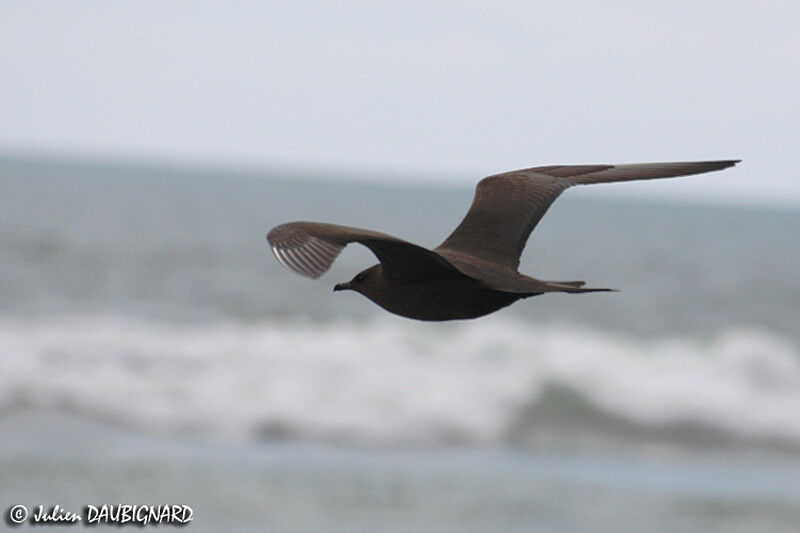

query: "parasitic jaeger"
xmin=268 ymin=160 xmax=739 ymax=321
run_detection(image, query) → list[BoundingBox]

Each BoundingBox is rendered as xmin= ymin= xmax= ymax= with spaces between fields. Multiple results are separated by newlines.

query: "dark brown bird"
xmin=267 ymin=160 xmax=739 ymax=321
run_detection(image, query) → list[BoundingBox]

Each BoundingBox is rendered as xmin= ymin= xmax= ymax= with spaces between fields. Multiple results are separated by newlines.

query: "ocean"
xmin=1 ymin=156 xmax=799 ymax=531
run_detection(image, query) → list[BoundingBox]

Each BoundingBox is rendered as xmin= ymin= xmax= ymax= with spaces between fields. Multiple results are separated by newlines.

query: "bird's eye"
xmin=355 ymin=273 xmax=366 ymax=283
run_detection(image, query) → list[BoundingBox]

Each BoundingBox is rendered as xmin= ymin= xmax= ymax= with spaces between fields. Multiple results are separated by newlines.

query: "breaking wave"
xmin=2 ymin=314 xmax=799 ymax=450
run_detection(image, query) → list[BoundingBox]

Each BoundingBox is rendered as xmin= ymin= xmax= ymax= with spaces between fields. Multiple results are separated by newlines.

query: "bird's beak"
xmin=333 ymin=282 xmax=350 ymax=292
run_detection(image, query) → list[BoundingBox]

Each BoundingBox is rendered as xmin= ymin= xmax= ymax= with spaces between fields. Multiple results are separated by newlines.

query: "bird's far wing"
xmin=436 ymin=160 xmax=740 ymax=270
xmin=267 ymin=221 xmax=462 ymax=281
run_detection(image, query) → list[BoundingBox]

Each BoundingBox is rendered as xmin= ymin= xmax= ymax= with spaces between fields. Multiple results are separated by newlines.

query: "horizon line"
xmin=1 ymin=145 xmax=795 ymax=212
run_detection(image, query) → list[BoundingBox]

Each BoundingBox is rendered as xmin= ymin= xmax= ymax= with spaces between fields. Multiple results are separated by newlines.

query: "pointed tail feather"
xmin=543 ymin=281 xmax=618 ymax=293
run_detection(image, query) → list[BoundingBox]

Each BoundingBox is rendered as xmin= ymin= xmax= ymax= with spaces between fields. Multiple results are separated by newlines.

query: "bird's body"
xmin=268 ymin=160 xmax=739 ymax=321
xmin=336 ymin=264 xmax=532 ymax=321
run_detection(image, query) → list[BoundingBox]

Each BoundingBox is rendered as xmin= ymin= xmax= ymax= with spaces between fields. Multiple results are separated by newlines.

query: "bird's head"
xmin=333 ymin=265 xmax=380 ymax=296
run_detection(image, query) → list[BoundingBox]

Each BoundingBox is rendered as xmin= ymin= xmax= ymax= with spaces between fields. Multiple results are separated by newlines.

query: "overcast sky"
xmin=1 ymin=1 xmax=798 ymax=205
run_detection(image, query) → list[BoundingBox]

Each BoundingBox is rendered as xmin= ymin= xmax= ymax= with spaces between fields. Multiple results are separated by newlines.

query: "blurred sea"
xmin=1 ymin=156 xmax=799 ymax=532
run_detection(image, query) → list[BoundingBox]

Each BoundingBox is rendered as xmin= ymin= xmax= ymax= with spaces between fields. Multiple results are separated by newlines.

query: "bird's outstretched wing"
xmin=436 ymin=160 xmax=740 ymax=270
xmin=267 ymin=221 xmax=461 ymax=281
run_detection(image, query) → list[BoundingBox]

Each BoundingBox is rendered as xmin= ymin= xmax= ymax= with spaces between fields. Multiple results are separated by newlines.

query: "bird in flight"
xmin=268 ymin=160 xmax=739 ymax=321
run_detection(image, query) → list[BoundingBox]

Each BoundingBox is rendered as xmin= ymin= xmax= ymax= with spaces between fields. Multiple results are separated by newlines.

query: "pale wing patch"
xmin=269 ymin=235 xmax=344 ymax=279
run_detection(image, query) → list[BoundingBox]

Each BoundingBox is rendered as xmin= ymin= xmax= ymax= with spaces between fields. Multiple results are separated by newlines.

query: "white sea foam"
xmin=1 ymin=314 xmax=799 ymax=448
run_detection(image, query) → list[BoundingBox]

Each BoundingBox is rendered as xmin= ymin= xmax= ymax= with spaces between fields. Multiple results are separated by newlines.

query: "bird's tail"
xmin=542 ymin=280 xmax=618 ymax=293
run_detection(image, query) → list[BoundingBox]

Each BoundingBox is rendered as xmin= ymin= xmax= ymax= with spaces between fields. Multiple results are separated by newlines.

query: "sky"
xmin=1 ymin=1 xmax=799 ymax=205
